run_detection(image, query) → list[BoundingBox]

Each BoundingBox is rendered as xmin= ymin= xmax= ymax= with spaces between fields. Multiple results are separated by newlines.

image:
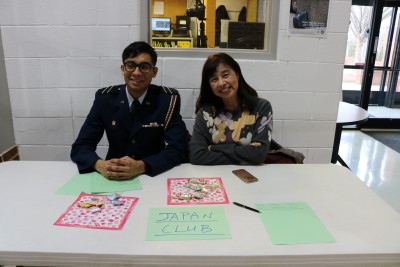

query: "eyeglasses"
xmin=123 ymin=61 xmax=153 ymax=73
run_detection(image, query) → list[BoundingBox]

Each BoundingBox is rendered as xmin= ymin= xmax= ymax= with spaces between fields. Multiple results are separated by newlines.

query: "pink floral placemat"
xmin=54 ymin=192 xmax=138 ymax=230
xmin=167 ymin=177 xmax=229 ymax=205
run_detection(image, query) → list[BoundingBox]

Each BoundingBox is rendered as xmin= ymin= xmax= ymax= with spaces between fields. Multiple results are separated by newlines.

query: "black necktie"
xmin=130 ymin=99 xmax=141 ymax=116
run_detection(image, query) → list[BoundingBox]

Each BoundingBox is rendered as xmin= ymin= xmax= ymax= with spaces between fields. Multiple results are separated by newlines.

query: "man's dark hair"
xmin=122 ymin=41 xmax=158 ymax=66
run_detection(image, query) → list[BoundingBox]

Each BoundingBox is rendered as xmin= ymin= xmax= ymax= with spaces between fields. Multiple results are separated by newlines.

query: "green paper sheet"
xmin=55 ymin=172 xmax=91 ymax=195
xmin=56 ymin=172 xmax=142 ymax=195
xmin=89 ymin=172 xmax=142 ymax=193
xmin=256 ymin=202 xmax=335 ymax=245
xmin=146 ymin=207 xmax=231 ymax=241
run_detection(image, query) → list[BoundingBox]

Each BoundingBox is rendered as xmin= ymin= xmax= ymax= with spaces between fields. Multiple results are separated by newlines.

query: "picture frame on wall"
xmin=288 ymin=0 xmax=330 ymax=37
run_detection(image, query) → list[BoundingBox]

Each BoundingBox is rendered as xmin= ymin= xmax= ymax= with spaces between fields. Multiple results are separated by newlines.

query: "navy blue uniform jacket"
xmin=70 ymin=84 xmax=189 ymax=176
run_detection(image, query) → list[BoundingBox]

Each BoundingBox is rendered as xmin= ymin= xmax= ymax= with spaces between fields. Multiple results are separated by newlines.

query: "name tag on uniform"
xmin=142 ymin=122 xmax=164 ymax=128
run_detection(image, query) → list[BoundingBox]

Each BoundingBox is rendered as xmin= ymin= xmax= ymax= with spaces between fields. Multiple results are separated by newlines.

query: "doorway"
xmin=342 ymin=0 xmax=400 ymax=128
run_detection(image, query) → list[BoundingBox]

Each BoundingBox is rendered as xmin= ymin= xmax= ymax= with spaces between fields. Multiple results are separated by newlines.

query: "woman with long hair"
xmin=190 ymin=53 xmax=273 ymax=165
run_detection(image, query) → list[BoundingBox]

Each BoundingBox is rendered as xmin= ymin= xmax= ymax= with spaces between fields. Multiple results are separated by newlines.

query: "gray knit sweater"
xmin=189 ymin=98 xmax=273 ymax=165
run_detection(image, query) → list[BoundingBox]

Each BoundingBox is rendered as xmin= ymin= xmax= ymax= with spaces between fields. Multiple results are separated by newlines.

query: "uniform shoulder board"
xmin=96 ymin=85 xmax=122 ymax=95
xmin=160 ymin=86 xmax=179 ymax=95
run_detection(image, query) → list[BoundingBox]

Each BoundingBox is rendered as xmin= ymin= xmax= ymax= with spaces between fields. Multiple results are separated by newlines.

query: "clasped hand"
xmin=94 ymin=156 xmax=146 ymax=180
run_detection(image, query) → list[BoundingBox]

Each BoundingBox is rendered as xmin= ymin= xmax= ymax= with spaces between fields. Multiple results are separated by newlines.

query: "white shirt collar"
xmin=125 ymin=86 xmax=147 ymax=107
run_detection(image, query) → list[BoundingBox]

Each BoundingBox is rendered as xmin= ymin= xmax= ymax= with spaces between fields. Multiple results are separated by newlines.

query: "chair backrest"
xmin=0 ymin=145 xmax=20 ymax=162
xmin=265 ymin=140 xmax=305 ymax=164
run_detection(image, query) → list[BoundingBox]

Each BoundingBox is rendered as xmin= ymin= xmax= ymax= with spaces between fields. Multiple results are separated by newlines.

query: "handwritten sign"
xmin=146 ymin=207 xmax=231 ymax=241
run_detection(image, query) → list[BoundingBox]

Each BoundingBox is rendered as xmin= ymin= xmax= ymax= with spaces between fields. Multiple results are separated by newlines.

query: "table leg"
xmin=331 ymin=124 xmax=342 ymax=164
xmin=337 ymin=155 xmax=349 ymax=168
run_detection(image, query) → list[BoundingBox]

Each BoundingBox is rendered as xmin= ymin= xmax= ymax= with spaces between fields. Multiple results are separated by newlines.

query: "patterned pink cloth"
xmin=54 ymin=192 xmax=138 ymax=230
xmin=167 ymin=178 xmax=229 ymax=205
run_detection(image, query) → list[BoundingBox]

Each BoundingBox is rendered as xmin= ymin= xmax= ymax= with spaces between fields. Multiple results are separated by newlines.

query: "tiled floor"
xmin=339 ymin=130 xmax=400 ymax=214
xmin=368 ymin=106 xmax=400 ymax=118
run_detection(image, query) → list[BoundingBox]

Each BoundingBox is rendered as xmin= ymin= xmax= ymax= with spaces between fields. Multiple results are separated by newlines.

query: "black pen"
xmin=233 ymin=202 xmax=261 ymax=213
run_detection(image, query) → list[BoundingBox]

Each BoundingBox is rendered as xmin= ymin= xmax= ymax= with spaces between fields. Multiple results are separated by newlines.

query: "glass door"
xmin=342 ymin=0 xmax=400 ymax=128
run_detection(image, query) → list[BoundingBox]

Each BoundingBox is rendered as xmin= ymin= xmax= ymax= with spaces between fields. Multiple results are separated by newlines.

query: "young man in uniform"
xmin=71 ymin=41 xmax=189 ymax=180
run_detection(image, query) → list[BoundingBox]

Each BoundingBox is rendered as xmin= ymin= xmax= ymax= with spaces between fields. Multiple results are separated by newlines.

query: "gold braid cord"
xmin=164 ymin=95 xmax=177 ymax=129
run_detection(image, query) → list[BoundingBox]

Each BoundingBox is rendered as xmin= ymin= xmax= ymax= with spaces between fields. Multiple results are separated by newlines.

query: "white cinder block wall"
xmin=0 ymin=0 xmax=351 ymax=163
